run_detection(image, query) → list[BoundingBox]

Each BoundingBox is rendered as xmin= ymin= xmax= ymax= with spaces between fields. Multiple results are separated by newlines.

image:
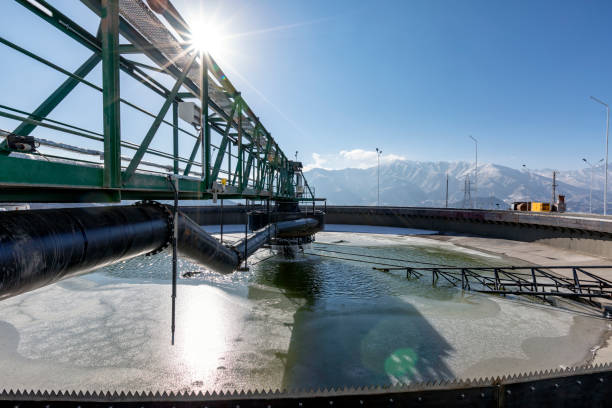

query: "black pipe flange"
xmin=135 ymin=200 xmax=174 ymax=256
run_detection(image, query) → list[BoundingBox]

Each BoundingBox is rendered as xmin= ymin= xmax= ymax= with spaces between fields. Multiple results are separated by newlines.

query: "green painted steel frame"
xmin=101 ymin=0 xmax=121 ymax=189
xmin=0 ymin=0 xmax=317 ymax=203
xmin=122 ymin=53 xmax=197 ymax=183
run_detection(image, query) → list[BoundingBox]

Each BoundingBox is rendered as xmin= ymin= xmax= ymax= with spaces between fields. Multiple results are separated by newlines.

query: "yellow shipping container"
xmin=531 ymin=202 xmax=551 ymax=212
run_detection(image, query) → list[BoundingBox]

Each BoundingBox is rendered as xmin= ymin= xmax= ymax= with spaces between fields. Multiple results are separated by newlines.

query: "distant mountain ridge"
xmin=304 ymin=160 xmax=608 ymax=213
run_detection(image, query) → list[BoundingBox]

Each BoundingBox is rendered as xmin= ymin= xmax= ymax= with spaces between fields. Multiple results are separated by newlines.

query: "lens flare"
xmin=189 ymin=21 xmax=225 ymax=57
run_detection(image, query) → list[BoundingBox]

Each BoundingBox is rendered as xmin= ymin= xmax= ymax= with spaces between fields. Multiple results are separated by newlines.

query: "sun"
xmin=189 ymin=21 xmax=225 ymax=57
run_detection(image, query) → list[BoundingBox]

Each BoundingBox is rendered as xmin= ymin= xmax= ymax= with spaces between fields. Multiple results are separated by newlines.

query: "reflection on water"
xmin=179 ymin=290 xmax=227 ymax=379
xmin=256 ymin=259 xmax=323 ymax=307
xmin=254 ymin=254 xmax=456 ymax=387
xmin=0 ymin=229 xmax=608 ymax=392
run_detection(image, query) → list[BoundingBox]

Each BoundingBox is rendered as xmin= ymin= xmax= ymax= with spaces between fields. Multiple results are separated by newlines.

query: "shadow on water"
xmin=254 ymin=257 xmax=455 ymax=389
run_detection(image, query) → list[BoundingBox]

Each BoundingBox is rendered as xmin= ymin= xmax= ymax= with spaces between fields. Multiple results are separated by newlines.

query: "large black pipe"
xmin=0 ymin=204 xmax=321 ymax=300
xmin=0 ymin=204 xmax=168 ymax=300
xmin=275 ymin=217 xmax=321 ymax=238
xmin=177 ymin=212 xmax=239 ymax=274
xmin=184 ymin=217 xmax=322 ymax=270
xmin=232 ymin=218 xmax=322 ymax=260
xmin=232 ymin=224 xmax=275 ymax=260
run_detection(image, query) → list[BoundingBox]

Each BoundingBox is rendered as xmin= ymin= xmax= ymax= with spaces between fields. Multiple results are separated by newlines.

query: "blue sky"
xmin=1 ymin=0 xmax=611 ymax=171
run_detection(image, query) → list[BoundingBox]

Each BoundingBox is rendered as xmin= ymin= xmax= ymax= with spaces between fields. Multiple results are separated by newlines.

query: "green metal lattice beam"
xmin=0 ymin=0 xmax=318 ymax=204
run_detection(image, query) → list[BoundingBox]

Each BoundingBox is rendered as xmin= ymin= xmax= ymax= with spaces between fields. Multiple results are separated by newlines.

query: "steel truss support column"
xmin=101 ymin=0 xmax=121 ymax=188
xmin=210 ymin=101 xmax=237 ymax=187
xmin=173 ymin=101 xmax=179 ymax=174
xmin=230 ymin=103 xmax=244 ymax=187
xmin=241 ymin=150 xmax=254 ymax=191
xmin=201 ymin=52 xmax=211 ymax=189
xmin=236 ymin=106 xmax=244 ymax=188
xmin=228 ymin=138 xmax=232 ymax=182
xmin=256 ymin=138 xmax=272 ymax=191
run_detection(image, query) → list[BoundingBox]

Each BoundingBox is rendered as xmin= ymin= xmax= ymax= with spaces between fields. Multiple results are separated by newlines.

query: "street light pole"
xmin=582 ymin=158 xmax=593 ymax=213
xmin=522 ymin=164 xmax=529 ymax=202
xmin=590 ymin=96 xmax=609 ymax=215
xmin=445 ymin=172 xmax=449 ymax=208
xmin=583 ymin=158 xmax=604 ymax=214
xmin=468 ymin=135 xmax=478 ymax=208
xmin=376 ymin=148 xmax=382 ymax=206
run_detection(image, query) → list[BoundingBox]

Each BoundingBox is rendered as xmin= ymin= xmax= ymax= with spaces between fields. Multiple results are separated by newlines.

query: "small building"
xmin=513 ymin=201 xmax=531 ymax=211
xmin=513 ymin=196 xmax=566 ymax=213
xmin=531 ymin=202 xmax=551 ymax=212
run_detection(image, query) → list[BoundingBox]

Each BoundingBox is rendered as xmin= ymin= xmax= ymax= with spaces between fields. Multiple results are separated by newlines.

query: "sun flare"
xmin=189 ymin=21 xmax=225 ymax=57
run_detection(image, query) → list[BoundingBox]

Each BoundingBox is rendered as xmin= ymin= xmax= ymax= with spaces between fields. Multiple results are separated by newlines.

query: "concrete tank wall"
xmin=180 ymin=205 xmax=612 ymax=259
xmin=322 ymin=206 xmax=612 ymax=259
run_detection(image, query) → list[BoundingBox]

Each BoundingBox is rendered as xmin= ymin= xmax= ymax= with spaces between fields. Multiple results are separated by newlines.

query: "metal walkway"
xmin=0 ymin=0 xmax=322 ymax=204
xmin=308 ymin=243 xmax=612 ymax=316
xmin=374 ymin=265 xmax=612 ymax=313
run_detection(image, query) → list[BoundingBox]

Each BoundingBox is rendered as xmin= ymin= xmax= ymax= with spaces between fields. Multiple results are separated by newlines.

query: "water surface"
xmin=0 ymin=225 xmax=607 ymax=392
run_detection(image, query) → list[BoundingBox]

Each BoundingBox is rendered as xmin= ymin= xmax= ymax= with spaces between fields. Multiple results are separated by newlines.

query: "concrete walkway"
xmin=423 ymin=234 xmax=612 ymax=271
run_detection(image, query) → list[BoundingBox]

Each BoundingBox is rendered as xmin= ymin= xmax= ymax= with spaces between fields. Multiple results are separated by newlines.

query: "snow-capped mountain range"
xmin=304 ymin=160 xmax=609 ymax=213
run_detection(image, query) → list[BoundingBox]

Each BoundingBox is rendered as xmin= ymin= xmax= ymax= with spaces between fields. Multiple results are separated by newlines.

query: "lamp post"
xmin=468 ymin=135 xmax=478 ymax=208
xmin=582 ymin=158 xmax=604 ymax=214
xmin=522 ymin=164 xmax=529 ymax=202
xmin=445 ymin=172 xmax=449 ymax=208
xmin=376 ymin=148 xmax=382 ymax=206
xmin=590 ymin=96 xmax=609 ymax=215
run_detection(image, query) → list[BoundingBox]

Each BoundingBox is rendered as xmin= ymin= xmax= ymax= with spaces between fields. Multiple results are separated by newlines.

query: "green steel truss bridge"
xmin=0 ymin=0 xmax=318 ymax=204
